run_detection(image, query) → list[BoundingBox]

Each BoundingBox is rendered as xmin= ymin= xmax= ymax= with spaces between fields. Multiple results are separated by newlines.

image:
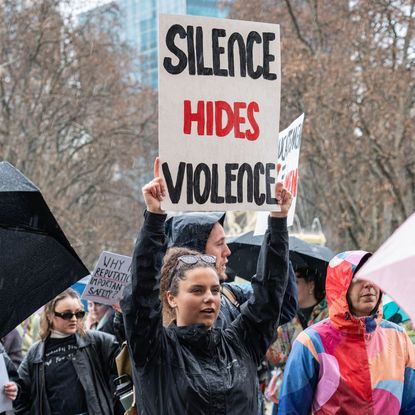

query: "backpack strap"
xmin=221 ymin=285 xmax=240 ymax=309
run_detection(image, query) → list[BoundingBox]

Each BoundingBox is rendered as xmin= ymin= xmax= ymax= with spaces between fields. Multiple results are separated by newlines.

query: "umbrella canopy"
xmin=0 ymin=161 xmax=89 ymax=338
xmin=356 ymin=212 xmax=415 ymax=323
xmin=226 ymin=231 xmax=334 ymax=280
xmin=382 ymin=294 xmax=409 ymax=324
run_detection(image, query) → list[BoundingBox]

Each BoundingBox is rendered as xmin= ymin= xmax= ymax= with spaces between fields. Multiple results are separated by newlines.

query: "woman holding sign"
xmin=121 ymin=159 xmax=292 ymax=414
xmin=15 ymin=288 xmax=121 ymax=415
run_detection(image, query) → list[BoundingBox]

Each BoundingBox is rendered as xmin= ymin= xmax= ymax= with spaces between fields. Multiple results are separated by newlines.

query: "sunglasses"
xmin=54 ymin=310 xmax=85 ymax=321
xmin=168 ymin=255 xmax=217 ymax=290
xmin=177 ymin=255 xmax=216 ymax=265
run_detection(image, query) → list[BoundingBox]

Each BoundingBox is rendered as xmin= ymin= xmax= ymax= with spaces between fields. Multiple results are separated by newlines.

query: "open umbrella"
xmin=0 ymin=161 xmax=89 ymax=338
xmin=356 ymin=212 xmax=415 ymax=323
xmin=226 ymin=231 xmax=334 ymax=280
xmin=382 ymin=294 xmax=409 ymax=324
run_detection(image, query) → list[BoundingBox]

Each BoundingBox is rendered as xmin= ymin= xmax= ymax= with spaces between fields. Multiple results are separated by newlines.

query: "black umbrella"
xmin=0 ymin=161 xmax=89 ymax=338
xmin=226 ymin=231 xmax=335 ymax=280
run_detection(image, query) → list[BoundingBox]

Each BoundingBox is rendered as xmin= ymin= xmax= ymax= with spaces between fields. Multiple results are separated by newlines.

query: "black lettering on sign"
xmin=162 ymin=162 xmax=276 ymax=206
xmin=162 ymin=25 xmax=278 ymax=80
xmin=225 ymin=163 xmax=238 ymax=203
xmin=265 ymin=163 xmax=277 ymax=204
xmin=237 ymin=163 xmax=253 ymax=203
xmin=162 ymin=162 xmax=185 ymax=203
xmin=193 ymin=163 xmax=211 ymax=203
xmin=211 ymin=164 xmax=225 ymax=203
xmin=163 ymin=24 xmax=187 ymax=74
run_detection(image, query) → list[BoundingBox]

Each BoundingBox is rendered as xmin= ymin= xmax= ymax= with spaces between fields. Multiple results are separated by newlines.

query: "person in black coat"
xmin=164 ymin=211 xmax=298 ymax=329
xmin=121 ymin=160 xmax=292 ymax=415
xmin=15 ymin=288 xmax=121 ymax=415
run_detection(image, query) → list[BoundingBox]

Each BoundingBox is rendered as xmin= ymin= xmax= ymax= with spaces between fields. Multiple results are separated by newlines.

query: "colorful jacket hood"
xmin=278 ymin=250 xmax=415 ymax=415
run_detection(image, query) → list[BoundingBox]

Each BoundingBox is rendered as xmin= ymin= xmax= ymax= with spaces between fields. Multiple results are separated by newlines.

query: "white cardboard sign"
xmin=159 ymin=14 xmax=281 ymax=211
xmin=254 ymin=113 xmax=304 ymax=232
xmin=82 ymin=251 xmax=131 ymax=305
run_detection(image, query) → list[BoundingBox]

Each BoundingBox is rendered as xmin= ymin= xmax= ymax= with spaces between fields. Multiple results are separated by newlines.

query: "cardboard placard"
xmin=82 ymin=251 xmax=131 ymax=305
xmin=254 ymin=114 xmax=304 ymax=232
xmin=159 ymin=14 xmax=281 ymax=211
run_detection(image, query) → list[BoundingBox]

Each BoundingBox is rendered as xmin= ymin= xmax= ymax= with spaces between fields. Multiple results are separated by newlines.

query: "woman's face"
xmin=51 ymin=297 xmax=84 ymax=335
xmin=167 ymin=267 xmax=221 ymax=328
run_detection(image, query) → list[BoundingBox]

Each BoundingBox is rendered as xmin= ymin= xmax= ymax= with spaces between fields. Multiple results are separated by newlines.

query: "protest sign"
xmin=254 ymin=113 xmax=304 ymax=233
xmin=0 ymin=354 xmax=12 ymax=412
xmin=159 ymin=14 xmax=281 ymax=211
xmin=82 ymin=252 xmax=131 ymax=305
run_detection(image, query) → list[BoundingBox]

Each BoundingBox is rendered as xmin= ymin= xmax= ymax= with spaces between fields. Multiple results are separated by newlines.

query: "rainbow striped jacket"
xmin=278 ymin=251 xmax=415 ymax=414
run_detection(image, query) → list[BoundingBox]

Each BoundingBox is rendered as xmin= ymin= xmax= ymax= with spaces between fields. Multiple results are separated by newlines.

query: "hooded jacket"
xmin=165 ymin=212 xmax=297 ymax=327
xmin=121 ymin=211 xmax=289 ymax=415
xmin=278 ymin=250 xmax=415 ymax=415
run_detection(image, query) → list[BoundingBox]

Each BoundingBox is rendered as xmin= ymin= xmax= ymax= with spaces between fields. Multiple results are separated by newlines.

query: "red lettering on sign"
xmin=183 ymin=100 xmax=260 ymax=140
xmin=284 ymin=169 xmax=298 ymax=197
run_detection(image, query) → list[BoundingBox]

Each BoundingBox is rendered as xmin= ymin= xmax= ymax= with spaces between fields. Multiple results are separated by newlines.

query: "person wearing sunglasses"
xmin=15 ymin=288 xmax=122 ymax=415
xmin=120 ymin=159 xmax=292 ymax=415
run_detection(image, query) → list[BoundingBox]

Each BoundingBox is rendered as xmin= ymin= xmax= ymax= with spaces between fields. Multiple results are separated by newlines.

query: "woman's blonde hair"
xmin=40 ymin=288 xmax=85 ymax=340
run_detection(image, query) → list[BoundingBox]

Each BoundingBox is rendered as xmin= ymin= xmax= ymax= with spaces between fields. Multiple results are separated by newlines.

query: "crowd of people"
xmin=1 ymin=161 xmax=415 ymax=414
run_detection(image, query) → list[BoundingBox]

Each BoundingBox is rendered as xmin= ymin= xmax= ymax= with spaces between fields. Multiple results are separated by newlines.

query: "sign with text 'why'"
xmin=82 ymin=251 xmax=131 ymax=305
xmin=159 ymin=14 xmax=281 ymax=211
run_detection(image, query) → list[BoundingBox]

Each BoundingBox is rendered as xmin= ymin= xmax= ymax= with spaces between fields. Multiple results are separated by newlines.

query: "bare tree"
xmin=0 ymin=0 xmax=158 ymax=267
xmin=231 ymin=0 xmax=415 ymax=251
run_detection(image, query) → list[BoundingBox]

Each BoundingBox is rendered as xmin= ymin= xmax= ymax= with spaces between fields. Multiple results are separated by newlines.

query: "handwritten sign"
xmin=254 ymin=114 xmax=304 ymax=232
xmin=159 ymin=14 xmax=281 ymax=211
xmin=82 ymin=251 xmax=131 ymax=305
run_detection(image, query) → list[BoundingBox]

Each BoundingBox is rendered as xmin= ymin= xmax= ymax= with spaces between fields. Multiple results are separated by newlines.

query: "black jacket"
xmin=15 ymin=331 xmax=120 ymax=415
xmin=165 ymin=211 xmax=297 ymax=327
xmin=121 ymin=211 xmax=289 ymax=415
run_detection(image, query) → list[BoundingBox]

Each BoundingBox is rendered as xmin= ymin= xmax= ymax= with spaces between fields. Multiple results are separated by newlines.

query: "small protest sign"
xmin=82 ymin=252 xmax=131 ymax=305
xmin=254 ymin=114 xmax=304 ymax=233
xmin=0 ymin=354 xmax=12 ymax=412
xmin=159 ymin=14 xmax=281 ymax=211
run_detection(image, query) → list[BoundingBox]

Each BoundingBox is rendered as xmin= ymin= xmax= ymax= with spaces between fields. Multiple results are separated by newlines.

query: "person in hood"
xmin=278 ymin=251 xmax=415 ymax=414
xmin=164 ymin=211 xmax=297 ymax=328
xmin=120 ymin=160 xmax=292 ymax=415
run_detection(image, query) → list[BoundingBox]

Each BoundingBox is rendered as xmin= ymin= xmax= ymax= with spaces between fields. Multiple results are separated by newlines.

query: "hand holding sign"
xmin=271 ymin=183 xmax=292 ymax=218
xmin=0 ymin=354 xmax=13 ymax=411
xmin=142 ymin=157 xmax=166 ymax=214
xmin=4 ymin=382 xmax=17 ymax=401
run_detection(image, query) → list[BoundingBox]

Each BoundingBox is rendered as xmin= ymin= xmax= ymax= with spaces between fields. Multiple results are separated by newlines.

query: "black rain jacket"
xmin=121 ymin=211 xmax=289 ymax=415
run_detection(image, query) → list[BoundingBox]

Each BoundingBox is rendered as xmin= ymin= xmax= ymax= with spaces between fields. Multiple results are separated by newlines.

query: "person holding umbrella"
xmin=120 ymin=159 xmax=293 ymax=414
xmin=278 ymin=251 xmax=415 ymax=414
